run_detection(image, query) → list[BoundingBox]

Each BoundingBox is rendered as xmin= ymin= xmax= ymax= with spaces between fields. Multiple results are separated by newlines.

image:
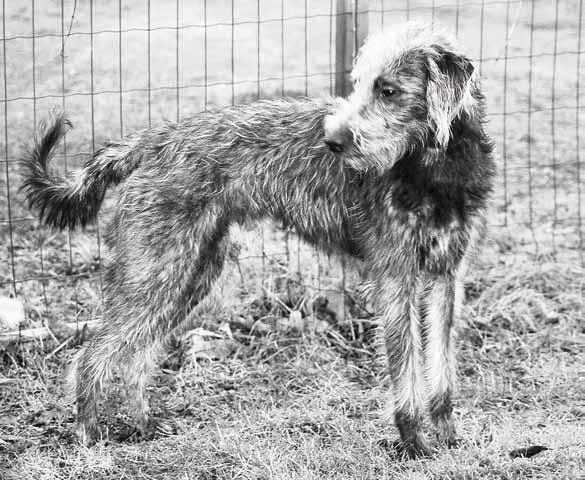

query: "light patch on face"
xmin=324 ymin=93 xmax=406 ymax=172
xmin=351 ymin=21 xmax=460 ymax=93
xmin=349 ymin=98 xmax=410 ymax=168
xmin=323 ymin=110 xmax=345 ymax=138
xmin=324 ymin=88 xmax=416 ymax=172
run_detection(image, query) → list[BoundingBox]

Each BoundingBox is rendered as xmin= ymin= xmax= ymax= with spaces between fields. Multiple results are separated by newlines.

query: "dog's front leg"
xmin=423 ymin=273 xmax=462 ymax=447
xmin=377 ymin=276 xmax=431 ymax=459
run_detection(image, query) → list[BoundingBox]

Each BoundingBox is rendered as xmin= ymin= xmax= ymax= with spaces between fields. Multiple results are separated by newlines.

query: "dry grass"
xmin=1 ymin=0 xmax=584 ymax=478
xmin=1 ymin=242 xmax=584 ymax=479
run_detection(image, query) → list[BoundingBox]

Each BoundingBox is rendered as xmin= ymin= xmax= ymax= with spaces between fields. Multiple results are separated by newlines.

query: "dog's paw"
xmin=435 ymin=418 xmax=460 ymax=448
xmin=137 ymin=417 xmax=179 ymax=440
xmin=116 ymin=419 xmax=177 ymax=442
xmin=440 ymin=435 xmax=462 ymax=449
xmin=151 ymin=417 xmax=179 ymax=437
xmin=75 ymin=422 xmax=99 ymax=447
xmin=378 ymin=438 xmax=433 ymax=460
xmin=396 ymin=439 xmax=434 ymax=460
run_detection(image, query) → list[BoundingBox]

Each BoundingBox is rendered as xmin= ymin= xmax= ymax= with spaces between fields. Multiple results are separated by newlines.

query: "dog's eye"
xmin=380 ymin=87 xmax=397 ymax=99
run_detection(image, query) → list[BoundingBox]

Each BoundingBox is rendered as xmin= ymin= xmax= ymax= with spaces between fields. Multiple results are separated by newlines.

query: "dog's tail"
xmin=20 ymin=114 xmax=143 ymax=230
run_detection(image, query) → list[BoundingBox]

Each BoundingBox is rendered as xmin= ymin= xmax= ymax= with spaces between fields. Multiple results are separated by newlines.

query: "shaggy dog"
xmin=20 ymin=22 xmax=495 ymax=457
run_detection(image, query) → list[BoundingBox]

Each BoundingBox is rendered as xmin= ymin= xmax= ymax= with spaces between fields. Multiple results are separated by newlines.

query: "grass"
xmin=1 ymin=0 xmax=584 ymax=478
xmin=1 ymin=247 xmax=584 ymax=479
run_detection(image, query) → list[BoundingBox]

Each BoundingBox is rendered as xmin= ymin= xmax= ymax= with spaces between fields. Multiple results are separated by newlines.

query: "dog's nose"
xmin=324 ymin=128 xmax=352 ymax=154
xmin=325 ymin=139 xmax=345 ymax=153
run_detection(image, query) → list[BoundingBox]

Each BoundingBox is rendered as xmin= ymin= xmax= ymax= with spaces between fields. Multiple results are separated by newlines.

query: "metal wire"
xmin=1 ymin=0 xmax=584 ymax=323
xmin=550 ymin=0 xmax=560 ymax=256
xmin=147 ymin=0 xmax=152 ymax=127
xmin=478 ymin=0 xmax=485 ymax=77
xmin=204 ymin=0 xmax=208 ymax=109
xmin=176 ymin=0 xmax=180 ymax=122
xmin=31 ymin=0 xmax=48 ymax=310
xmin=2 ymin=0 xmax=16 ymax=296
xmin=1 ymin=2 xmax=527 ymax=43
xmin=60 ymin=0 xmax=80 ymax=313
xmin=577 ymin=0 xmax=584 ymax=265
xmin=118 ymin=0 xmax=123 ymax=136
xmin=526 ymin=0 xmax=539 ymax=256
xmin=231 ymin=0 xmax=235 ymax=106
xmin=3 ymin=49 xmax=585 ymax=105
xmin=501 ymin=0 xmax=510 ymax=228
xmin=89 ymin=0 xmax=104 ymax=296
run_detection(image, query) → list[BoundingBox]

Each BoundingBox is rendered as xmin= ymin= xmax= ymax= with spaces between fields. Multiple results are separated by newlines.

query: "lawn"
xmin=0 ymin=0 xmax=584 ymax=478
xmin=1 ymin=252 xmax=584 ymax=479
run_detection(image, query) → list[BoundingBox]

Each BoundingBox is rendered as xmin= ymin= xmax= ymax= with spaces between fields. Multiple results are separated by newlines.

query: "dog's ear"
xmin=426 ymin=45 xmax=475 ymax=148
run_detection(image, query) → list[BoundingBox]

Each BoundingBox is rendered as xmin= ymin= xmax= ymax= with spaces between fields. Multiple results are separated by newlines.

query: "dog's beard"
xmin=343 ymin=127 xmax=412 ymax=174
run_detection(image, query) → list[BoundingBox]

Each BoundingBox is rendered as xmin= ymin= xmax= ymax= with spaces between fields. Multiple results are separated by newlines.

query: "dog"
xmin=20 ymin=22 xmax=495 ymax=458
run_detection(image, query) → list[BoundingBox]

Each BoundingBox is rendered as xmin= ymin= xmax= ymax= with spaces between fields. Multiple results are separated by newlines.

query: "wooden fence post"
xmin=335 ymin=0 xmax=369 ymax=97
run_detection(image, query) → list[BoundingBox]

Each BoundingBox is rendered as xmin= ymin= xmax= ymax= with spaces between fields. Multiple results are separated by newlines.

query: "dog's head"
xmin=324 ymin=22 xmax=477 ymax=172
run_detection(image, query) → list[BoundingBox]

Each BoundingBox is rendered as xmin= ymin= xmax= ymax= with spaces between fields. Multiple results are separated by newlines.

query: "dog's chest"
xmin=416 ymin=216 xmax=468 ymax=273
xmin=385 ymin=183 xmax=473 ymax=274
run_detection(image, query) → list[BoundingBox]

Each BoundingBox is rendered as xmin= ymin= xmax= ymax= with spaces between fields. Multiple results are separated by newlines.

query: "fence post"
xmin=335 ymin=0 xmax=369 ymax=97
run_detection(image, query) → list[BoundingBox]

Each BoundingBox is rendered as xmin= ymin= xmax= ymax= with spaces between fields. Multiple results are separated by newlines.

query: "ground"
xmin=0 ymin=0 xmax=584 ymax=479
xmin=1 ymin=251 xmax=584 ymax=479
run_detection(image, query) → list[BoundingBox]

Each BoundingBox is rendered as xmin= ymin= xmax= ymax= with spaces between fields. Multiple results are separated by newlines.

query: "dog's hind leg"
xmin=421 ymin=273 xmax=462 ymax=447
xmin=74 ymin=322 xmax=121 ymax=445
xmin=123 ymin=232 xmax=229 ymax=438
xmin=74 ymin=205 xmax=229 ymax=444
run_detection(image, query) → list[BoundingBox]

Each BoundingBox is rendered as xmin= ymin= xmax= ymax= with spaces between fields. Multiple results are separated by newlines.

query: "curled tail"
xmin=20 ymin=114 xmax=143 ymax=229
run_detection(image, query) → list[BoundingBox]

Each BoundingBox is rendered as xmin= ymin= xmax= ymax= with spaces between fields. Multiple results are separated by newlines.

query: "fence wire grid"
xmin=0 ymin=0 xmax=583 ymax=326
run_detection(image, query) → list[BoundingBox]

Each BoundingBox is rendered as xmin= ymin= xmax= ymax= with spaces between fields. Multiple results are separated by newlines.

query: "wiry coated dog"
xmin=20 ymin=23 xmax=495 ymax=457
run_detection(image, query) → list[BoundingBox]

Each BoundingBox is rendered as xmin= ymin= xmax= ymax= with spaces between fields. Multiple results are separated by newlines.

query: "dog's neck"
xmin=383 ymin=113 xmax=495 ymax=226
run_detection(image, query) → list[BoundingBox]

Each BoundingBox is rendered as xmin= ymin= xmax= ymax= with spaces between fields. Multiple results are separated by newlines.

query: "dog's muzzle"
xmin=324 ymin=113 xmax=353 ymax=154
xmin=324 ymin=126 xmax=353 ymax=154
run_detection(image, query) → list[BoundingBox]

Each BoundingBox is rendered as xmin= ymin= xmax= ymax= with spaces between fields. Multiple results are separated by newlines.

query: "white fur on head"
xmin=351 ymin=22 xmax=458 ymax=87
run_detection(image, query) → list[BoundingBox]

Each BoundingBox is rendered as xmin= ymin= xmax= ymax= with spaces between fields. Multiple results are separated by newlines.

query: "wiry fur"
xmin=20 ymin=22 xmax=495 ymax=457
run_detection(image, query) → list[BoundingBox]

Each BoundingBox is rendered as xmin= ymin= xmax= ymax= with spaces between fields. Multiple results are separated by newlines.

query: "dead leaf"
xmin=275 ymin=311 xmax=305 ymax=333
xmin=509 ymin=445 xmax=549 ymax=458
xmin=184 ymin=328 xmax=235 ymax=361
xmin=0 ymin=297 xmax=24 ymax=331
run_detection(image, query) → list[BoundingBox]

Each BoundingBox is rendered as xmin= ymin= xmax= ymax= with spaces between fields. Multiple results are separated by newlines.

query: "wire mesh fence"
xmin=0 ymin=0 xmax=583 ymax=327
